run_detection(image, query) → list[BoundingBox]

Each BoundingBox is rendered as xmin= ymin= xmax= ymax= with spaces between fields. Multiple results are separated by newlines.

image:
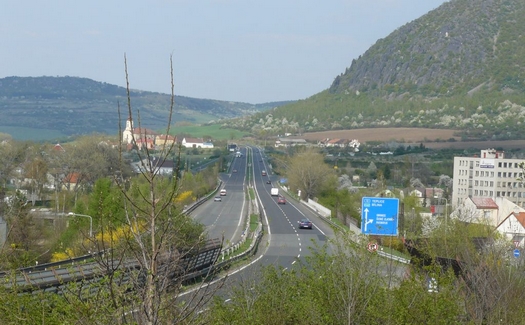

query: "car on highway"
xmin=298 ymin=219 xmax=313 ymax=229
xmin=220 ymin=189 xmax=227 ymax=196
xmin=266 ymin=180 xmax=271 ymax=184
xmin=277 ymin=196 xmax=286 ymax=204
xmin=261 ymin=170 xmax=267 ymax=176
xmin=214 ymin=196 xmax=222 ymax=202
xmin=233 ymin=169 xmax=237 ymax=173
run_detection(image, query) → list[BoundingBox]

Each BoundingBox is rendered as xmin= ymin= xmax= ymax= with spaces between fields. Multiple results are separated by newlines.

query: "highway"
xmin=251 ymin=147 xmax=334 ymax=269
xmin=179 ymin=146 xmax=336 ymax=307
xmin=7 ymin=146 xmax=336 ymax=299
xmin=191 ymin=147 xmax=250 ymax=246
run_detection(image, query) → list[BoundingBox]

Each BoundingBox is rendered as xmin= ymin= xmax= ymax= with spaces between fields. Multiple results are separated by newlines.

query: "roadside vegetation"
xmin=203 ymin=222 xmax=525 ymax=324
xmin=0 ymin=57 xmax=229 ymax=323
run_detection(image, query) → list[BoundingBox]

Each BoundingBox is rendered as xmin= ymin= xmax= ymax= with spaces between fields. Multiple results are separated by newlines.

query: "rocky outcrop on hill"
xmin=330 ymin=0 xmax=525 ymax=97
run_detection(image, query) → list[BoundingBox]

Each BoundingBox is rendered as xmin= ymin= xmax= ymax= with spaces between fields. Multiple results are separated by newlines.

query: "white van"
xmin=220 ymin=189 xmax=227 ymax=196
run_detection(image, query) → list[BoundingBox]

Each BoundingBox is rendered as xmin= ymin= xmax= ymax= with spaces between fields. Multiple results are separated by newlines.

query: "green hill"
xmin=0 ymin=76 xmax=293 ymax=140
xmin=233 ymin=0 xmax=525 ymax=141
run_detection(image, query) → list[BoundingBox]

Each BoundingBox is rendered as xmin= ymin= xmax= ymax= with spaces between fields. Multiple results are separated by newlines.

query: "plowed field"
xmin=297 ymin=128 xmax=525 ymax=149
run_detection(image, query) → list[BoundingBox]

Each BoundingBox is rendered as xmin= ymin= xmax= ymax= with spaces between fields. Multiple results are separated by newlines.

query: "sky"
xmin=1 ymin=0 xmax=448 ymax=104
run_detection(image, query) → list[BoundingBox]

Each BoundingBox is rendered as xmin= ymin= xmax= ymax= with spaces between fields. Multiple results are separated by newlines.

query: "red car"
xmin=277 ymin=196 xmax=286 ymax=204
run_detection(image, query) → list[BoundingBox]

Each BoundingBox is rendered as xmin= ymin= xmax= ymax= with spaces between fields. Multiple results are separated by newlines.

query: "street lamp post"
xmin=68 ymin=212 xmax=93 ymax=238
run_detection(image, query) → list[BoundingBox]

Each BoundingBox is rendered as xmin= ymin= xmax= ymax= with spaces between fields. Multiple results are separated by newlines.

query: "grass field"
xmin=0 ymin=126 xmax=68 ymax=141
xmin=164 ymin=124 xmax=249 ymax=140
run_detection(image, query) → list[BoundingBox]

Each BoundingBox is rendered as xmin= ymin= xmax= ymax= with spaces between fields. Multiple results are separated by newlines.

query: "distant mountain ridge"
xmin=0 ymin=76 xmax=293 ymax=139
xmin=233 ymin=0 xmax=525 ymax=141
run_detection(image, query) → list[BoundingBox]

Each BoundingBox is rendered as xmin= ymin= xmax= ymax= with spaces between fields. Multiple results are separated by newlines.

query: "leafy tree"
xmin=0 ymin=141 xmax=28 ymax=189
xmin=21 ymin=145 xmax=49 ymax=205
xmin=367 ymin=161 xmax=378 ymax=178
xmin=285 ymin=148 xmax=335 ymax=199
xmin=382 ymin=164 xmax=391 ymax=180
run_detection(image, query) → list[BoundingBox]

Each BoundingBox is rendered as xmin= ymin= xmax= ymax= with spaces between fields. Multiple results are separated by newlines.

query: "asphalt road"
xmin=252 ymin=147 xmax=334 ymax=270
xmin=182 ymin=146 xmax=408 ymax=309
xmin=191 ymin=149 xmax=248 ymax=246
xmin=181 ymin=146 xmax=336 ymax=307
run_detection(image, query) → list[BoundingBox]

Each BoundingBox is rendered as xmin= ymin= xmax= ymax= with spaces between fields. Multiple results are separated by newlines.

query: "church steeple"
xmin=123 ymin=117 xmax=134 ymax=144
xmin=125 ymin=117 xmax=133 ymax=131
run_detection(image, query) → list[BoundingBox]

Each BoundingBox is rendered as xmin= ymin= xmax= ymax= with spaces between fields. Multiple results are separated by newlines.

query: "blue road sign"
xmin=361 ymin=197 xmax=399 ymax=236
xmin=514 ymin=249 xmax=520 ymax=258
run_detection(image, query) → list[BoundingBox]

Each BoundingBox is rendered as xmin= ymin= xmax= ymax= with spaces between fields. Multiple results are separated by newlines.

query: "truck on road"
xmin=271 ymin=188 xmax=279 ymax=196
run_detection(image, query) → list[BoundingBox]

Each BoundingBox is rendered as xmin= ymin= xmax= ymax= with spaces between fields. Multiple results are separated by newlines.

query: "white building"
xmin=497 ymin=212 xmax=525 ymax=246
xmin=452 ymin=149 xmax=525 ymax=208
xmin=181 ymin=137 xmax=214 ymax=149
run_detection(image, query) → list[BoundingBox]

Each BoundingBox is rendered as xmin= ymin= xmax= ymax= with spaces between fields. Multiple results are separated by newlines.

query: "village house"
xmin=451 ymin=197 xmax=525 ymax=227
xmin=155 ymin=134 xmax=177 ymax=147
xmin=181 ymin=137 xmax=214 ymax=149
xmin=134 ymin=157 xmax=176 ymax=176
xmin=496 ymin=211 xmax=525 ymax=247
xmin=274 ymin=137 xmax=307 ymax=147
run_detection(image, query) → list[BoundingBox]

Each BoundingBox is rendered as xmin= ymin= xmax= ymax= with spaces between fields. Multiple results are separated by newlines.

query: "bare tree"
xmin=92 ymin=55 xmax=225 ymax=324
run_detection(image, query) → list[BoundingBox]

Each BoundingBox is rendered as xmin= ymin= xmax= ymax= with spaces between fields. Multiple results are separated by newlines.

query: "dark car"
xmin=277 ymin=196 xmax=286 ymax=204
xmin=266 ymin=180 xmax=271 ymax=184
xmin=298 ymin=219 xmax=313 ymax=229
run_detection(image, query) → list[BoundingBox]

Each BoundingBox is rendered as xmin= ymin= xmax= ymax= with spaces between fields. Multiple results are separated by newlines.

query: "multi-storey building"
xmin=452 ymin=149 xmax=525 ymax=208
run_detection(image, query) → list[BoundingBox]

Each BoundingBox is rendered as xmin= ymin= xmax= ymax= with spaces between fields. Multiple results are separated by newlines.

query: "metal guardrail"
xmin=0 ymin=251 xmax=105 ymax=277
xmin=1 ymin=239 xmax=223 ymax=293
xmin=377 ymin=250 xmax=411 ymax=264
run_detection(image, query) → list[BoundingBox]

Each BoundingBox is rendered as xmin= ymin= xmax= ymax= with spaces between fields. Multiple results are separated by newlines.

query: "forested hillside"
xmin=0 ymin=76 xmax=293 ymax=139
xmin=232 ymin=0 xmax=525 ymax=141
